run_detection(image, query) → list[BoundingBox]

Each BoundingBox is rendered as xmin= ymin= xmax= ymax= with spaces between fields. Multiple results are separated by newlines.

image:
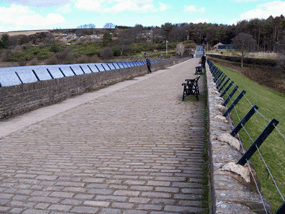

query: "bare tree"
xmin=232 ymin=33 xmax=256 ymax=67
xmin=104 ymin=23 xmax=115 ymax=29
xmin=116 ymin=30 xmax=133 ymax=55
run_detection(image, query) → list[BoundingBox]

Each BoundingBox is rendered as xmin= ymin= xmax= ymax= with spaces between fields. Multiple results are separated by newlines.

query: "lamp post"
xmin=166 ymin=40 xmax=168 ymax=55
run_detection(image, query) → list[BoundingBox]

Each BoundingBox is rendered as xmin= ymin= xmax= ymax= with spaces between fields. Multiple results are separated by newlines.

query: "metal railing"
xmin=207 ymin=59 xmax=285 ymax=214
xmin=0 ymin=60 xmax=165 ymax=87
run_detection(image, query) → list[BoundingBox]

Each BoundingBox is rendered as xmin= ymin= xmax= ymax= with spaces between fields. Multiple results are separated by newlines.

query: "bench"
xmin=195 ymin=66 xmax=202 ymax=74
xmin=182 ymin=75 xmax=200 ymax=101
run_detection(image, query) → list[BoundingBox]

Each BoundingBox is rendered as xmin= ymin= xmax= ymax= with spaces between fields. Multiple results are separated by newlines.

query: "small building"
xmin=213 ymin=42 xmax=223 ymax=49
xmin=176 ymin=43 xmax=185 ymax=56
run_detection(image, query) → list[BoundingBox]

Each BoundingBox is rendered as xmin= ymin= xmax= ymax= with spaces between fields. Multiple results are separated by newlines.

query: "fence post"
xmin=15 ymin=72 xmax=24 ymax=84
xmin=220 ymin=81 xmax=234 ymax=97
xmin=47 ymin=69 xmax=54 ymax=79
xmin=101 ymin=64 xmax=106 ymax=71
xmin=59 ymin=68 xmax=66 ymax=77
xmin=230 ymin=105 xmax=259 ymax=136
xmin=116 ymin=62 xmax=121 ymax=69
xmin=223 ymin=85 xmax=238 ymax=106
xmin=79 ymin=66 xmax=85 ymax=74
xmin=32 ymin=70 xmax=40 ymax=81
xmin=106 ymin=64 xmax=112 ymax=70
xmin=69 ymin=67 xmax=77 ymax=75
xmin=223 ymin=90 xmax=246 ymax=117
xmin=87 ymin=65 xmax=93 ymax=73
xmin=214 ymin=70 xmax=223 ymax=83
xmin=216 ymin=74 xmax=227 ymax=89
xmin=237 ymin=118 xmax=279 ymax=165
xmin=95 ymin=65 xmax=101 ymax=72
xmin=276 ymin=202 xmax=285 ymax=214
xmin=218 ymin=78 xmax=230 ymax=93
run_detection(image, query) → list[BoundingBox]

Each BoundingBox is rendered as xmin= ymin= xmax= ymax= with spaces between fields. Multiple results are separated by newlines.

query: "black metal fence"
xmin=207 ymin=59 xmax=285 ymax=214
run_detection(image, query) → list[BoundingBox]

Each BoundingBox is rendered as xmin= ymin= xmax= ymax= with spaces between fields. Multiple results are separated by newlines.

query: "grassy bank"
xmin=214 ymin=63 xmax=285 ymax=212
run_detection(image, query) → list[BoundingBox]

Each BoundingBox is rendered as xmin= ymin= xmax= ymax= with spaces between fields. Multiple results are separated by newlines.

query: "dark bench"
xmin=182 ymin=75 xmax=200 ymax=101
xmin=195 ymin=66 xmax=202 ymax=74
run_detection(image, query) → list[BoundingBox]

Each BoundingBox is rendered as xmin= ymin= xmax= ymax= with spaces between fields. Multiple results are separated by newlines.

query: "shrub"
xmin=56 ymin=47 xmax=72 ymax=63
xmin=101 ymin=47 xmax=113 ymax=59
xmin=76 ymin=55 xmax=89 ymax=63
xmin=18 ymin=56 xmax=26 ymax=66
xmin=46 ymin=55 xmax=58 ymax=65
xmin=29 ymin=58 xmax=39 ymax=65
xmin=49 ymin=44 xmax=60 ymax=53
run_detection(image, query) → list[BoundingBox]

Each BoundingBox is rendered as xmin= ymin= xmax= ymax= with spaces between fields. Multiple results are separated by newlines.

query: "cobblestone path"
xmin=0 ymin=58 xmax=206 ymax=214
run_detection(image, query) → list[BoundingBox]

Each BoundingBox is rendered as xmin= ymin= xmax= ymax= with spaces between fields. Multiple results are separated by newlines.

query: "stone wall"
xmin=0 ymin=58 xmax=188 ymax=120
xmin=206 ymin=62 xmax=272 ymax=213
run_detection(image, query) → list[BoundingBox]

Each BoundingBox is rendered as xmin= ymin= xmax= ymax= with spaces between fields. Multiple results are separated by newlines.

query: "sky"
xmin=0 ymin=0 xmax=285 ymax=32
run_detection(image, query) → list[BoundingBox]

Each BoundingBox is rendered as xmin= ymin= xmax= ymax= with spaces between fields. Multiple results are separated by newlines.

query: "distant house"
xmin=213 ymin=42 xmax=223 ymax=49
xmin=176 ymin=43 xmax=185 ymax=55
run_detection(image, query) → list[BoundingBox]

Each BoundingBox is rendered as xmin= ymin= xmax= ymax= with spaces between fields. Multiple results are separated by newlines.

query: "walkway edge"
xmin=206 ymin=62 xmax=272 ymax=213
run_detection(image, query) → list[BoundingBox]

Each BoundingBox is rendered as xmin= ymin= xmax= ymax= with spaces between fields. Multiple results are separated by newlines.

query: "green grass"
xmin=214 ymin=63 xmax=285 ymax=212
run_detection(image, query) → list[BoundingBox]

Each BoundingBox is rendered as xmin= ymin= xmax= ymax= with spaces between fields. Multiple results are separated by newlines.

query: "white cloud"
xmin=239 ymin=1 xmax=285 ymax=20
xmin=6 ymin=0 xmax=72 ymax=7
xmin=0 ymin=5 xmax=65 ymax=29
xmin=184 ymin=5 xmax=205 ymax=13
xmin=74 ymin=0 xmax=157 ymax=13
xmin=191 ymin=19 xmax=209 ymax=23
xmin=57 ymin=3 xmax=73 ymax=13
xmin=158 ymin=2 xmax=171 ymax=11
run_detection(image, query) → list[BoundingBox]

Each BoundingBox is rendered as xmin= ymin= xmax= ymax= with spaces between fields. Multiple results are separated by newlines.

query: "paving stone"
xmin=137 ymin=204 xmax=163 ymax=211
xmin=49 ymin=192 xmax=74 ymax=198
xmin=99 ymin=208 xmax=122 ymax=214
xmin=9 ymin=208 xmax=24 ymax=214
xmin=0 ymin=206 xmax=10 ymax=212
xmin=112 ymin=202 xmax=134 ymax=209
xmin=83 ymin=201 xmax=110 ymax=207
xmin=22 ymin=210 xmax=50 ymax=214
xmin=34 ymin=203 xmax=50 ymax=210
xmin=71 ymin=206 xmax=99 ymax=213
xmin=48 ymin=204 xmax=72 ymax=212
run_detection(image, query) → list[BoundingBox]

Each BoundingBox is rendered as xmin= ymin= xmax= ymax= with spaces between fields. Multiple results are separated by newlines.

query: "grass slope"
xmin=214 ymin=63 xmax=285 ymax=212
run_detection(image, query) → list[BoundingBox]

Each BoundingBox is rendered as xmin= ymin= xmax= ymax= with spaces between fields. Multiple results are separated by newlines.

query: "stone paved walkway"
xmin=0 ymin=58 xmax=206 ymax=214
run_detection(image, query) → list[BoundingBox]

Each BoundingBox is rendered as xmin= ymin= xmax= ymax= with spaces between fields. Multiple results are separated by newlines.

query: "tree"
xmin=78 ymin=23 xmax=95 ymax=28
xmin=104 ymin=23 xmax=115 ymax=29
xmin=115 ymin=30 xmax=133 ymax=55
xmin=103 ymin=32 xmax=113 ymax=46
xmin=0 ymin=34 xmax=9 ymax=48
xmin=232 ymin=33 xmax=256 ymax=67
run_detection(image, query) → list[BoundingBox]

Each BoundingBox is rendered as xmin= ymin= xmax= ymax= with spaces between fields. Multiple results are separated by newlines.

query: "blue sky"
xmin=1 ymin=0 xmax=285 ymax=32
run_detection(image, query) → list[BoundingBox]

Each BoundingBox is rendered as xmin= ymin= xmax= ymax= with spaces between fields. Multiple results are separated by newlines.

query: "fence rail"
xmin=207 ymin=59 xmax=285 ymax=214
xmin=0 ymin=60 xmax=161 ymax=88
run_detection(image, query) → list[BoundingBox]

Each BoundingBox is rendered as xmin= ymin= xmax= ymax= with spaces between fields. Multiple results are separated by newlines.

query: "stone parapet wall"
xmin=206 ymin=62 xmax=272 ymax=213
xmin=0 ymin=58 xmax=188 ymax=121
